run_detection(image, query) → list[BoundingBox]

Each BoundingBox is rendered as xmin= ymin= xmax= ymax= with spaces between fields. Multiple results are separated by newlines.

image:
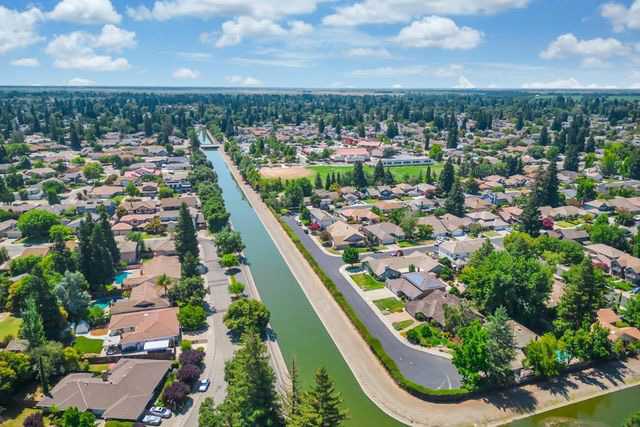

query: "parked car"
xmin=141 ymin=414 xmax=162 ymax=425
xmin=198 ymin=378 xmax=210 ymax=392
xmin=149 ymin=407 xmax=172 ymax=418
xmin=303 ymin=228 xmax=309 ymax=234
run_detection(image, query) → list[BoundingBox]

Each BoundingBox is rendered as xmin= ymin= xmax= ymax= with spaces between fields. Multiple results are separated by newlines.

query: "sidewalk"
xmin=219 ymin=145 xmax=640 ymax=427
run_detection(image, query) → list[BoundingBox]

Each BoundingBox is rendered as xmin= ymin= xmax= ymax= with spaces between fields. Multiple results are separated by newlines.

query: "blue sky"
xmin=2 ymin=0 xmax=640 ymax=88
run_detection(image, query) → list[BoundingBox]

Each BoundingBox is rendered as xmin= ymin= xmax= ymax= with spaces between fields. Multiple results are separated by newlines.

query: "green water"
xmin=508 ymin=385 xmax=640 ymax=426
xmin=203 ymin=144 xmax=402 ymax=427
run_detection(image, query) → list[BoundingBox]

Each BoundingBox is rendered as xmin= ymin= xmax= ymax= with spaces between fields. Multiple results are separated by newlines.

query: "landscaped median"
xmin=276 ymin=216 xmax=469 ymax=401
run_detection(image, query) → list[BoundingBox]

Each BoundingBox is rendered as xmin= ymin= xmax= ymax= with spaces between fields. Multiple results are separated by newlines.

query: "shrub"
xmin=224 ymin=298 xmax=270 ymax=334
xmin=180 ymin=340 xmax=192 ymax=351
xmin=177 ymin=304 xmax=207 ymax=331
xmin=176 ymin=363 xmax=201 ymax=385
xmin=179 ymin=349 xmax=205 ymax=367
xmin=162 ymin=380 xmax=190 ymax=410
xmin=23 ymin=413 xmax=44 ymax=427
xmin=17 ymin=209 xmax=60 ymax=240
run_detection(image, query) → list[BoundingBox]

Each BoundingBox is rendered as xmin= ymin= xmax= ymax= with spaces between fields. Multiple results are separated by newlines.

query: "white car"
xmin=149 ymin=407 xmax=172 ymax=418
xmin=141 ymin=414 xmax=162 ymax=425
xmin=198 ymin=378 xmax=210 ymax=392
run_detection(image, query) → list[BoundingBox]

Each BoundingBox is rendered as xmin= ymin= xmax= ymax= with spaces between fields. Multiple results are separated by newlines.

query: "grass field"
xmin=373 ymin=297 xmax=404 ymax=313
xmin=392 ymin=319 xmax=415 ymax=331
xmin=73 ymin=336 xmax=104 ymax=354
xmin=0 ymin=314 xmax=22 ymax=340
xmin=261 ymin=162 xmax=446 ymax=182
xmin=351 ymin=273 xmax=386 ymax=291
xmin=0 ymin=408 xmax=49 ymax=427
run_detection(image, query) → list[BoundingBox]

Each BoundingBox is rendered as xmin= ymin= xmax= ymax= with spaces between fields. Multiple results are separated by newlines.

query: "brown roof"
xmin=110 ymin=282 xmax=170 ymax=315
xmin=109 ymin=306 xmax=179 ymax=344
xmin=37 ymin=358 xmax=171 ymax=420
xmin=141 ymin=255 xmax=181 ymax=280
xmin=405 ymin=290 xmax=460 ymax=327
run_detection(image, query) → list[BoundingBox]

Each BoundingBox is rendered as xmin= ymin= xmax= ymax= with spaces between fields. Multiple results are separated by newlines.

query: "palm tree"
xmin=156 ymin=274 xmax=172 ymax=298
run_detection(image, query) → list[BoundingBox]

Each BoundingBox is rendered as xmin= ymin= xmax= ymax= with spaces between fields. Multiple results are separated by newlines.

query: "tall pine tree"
xmin=174 ymin=203 xmax=199 ymax=262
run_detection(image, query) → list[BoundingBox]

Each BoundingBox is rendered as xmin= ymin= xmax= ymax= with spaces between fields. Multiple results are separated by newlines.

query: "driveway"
xmin=282 ymin=215 xmax=462 ymax=390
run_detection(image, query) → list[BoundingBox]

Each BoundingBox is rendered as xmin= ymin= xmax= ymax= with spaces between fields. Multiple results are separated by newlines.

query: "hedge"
xmin=277 ymin=217 xmax=469 ymax=401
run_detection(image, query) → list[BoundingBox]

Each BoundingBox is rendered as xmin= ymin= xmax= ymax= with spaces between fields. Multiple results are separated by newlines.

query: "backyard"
xmin=351 ymin=273 xmax=386 ymax=291
xmin=0 ymin=313 xmax=22 ymax=340
xmin=73 ymin=336 xmax=104 ymax=354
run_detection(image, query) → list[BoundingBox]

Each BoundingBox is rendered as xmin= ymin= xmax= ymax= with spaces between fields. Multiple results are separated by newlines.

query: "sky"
xmin=2 ymin=0 xmax=640 ymax=89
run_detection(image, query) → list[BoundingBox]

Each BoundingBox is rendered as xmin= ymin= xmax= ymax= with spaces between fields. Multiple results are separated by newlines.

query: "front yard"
xmin=351 ymin=273 xmax=386 ymax=291
xmin=373 ymin=297 xmax=404 ymax=313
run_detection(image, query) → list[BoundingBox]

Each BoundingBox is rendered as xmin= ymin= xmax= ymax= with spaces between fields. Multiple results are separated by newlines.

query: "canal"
xmin=202 ymin=138 xmax=402 ymax=427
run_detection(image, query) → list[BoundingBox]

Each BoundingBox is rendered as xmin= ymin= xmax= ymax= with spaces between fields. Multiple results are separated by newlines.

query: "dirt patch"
xmin=260 ymin=167 xmax=313 ymax=179
xmin=90 ymin=328 xmax=107 ymax=336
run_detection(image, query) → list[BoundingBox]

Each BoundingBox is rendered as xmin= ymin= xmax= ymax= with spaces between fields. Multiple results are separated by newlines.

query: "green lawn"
xmin=88 ymin=363 xmax=110 ymax=373
xmin=373 ymin=297 xmax=404 ymax=313
xmin=306 ymin=162 xmax=445 ymax=183
xmin=0 ymin=408 xmax=49 ymax=427
xmin=351 ymin=273 xmax=386 ymax=291
xmin=0 ymin=314 xmax=22 ymax=340
xmin=555 ymin=220 xmax=574 ymax=228
xmin=73 ymin=336 xmax=104 ymax=354
xmin=105 ymin=421 xmax=134 ymax=427
xmin=392 ymin=319 xmax=415 ymax=331
xmin=355 ymin=245 xmax=386 ymax=253
xmin=482 ymin=230 xmax=500 ymax=237
xmin=397 ymin=239 xmax=432 ymax=248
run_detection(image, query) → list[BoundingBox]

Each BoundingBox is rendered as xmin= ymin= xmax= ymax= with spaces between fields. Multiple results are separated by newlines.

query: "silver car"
xmin=141 ymin=414 xmax=162 ymax=425
xmin=198 ymin=378 xmax=210 ymax=392
xmin=149 ymin=407 xmax=172 ymax=418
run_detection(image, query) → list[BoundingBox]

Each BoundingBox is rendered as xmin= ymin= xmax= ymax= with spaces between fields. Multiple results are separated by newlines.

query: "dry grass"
xmin=260 ymin=167 xmax=313 ymax=179
xmin=90 ymin=328 xmax=108 ymax=336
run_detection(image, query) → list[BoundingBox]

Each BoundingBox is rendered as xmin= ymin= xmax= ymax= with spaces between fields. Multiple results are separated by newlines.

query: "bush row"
xmin=277 ymin=217 xmax=469 ymax=401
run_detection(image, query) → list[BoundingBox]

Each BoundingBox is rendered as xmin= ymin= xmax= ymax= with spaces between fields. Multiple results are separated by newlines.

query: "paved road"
xmin=281 ymin=215 xmax=462 ymax=390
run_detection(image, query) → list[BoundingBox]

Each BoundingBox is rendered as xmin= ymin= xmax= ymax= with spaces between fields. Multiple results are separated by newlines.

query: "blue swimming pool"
xmin=90 ymin=296 xmax=123 ymax=310
xmin=114 ymin=270 xmax=133 ymax=286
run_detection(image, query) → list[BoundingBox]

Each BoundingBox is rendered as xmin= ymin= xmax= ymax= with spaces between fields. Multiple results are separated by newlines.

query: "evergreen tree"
xmin=174 ymin=203 xmax=199 ymax=262
xmin=282 ymin=356 xmax=303 ymax=424
xmin=373 ymin=161 xmax=385 ymax=184
xmin=352 ymin=161 xmax=367 ymax=188
xmin=485 ymin=306 xmax=516 ymax=386
xmin=90 ymin=224 xmax=115 ymax=288
xmin=585 ymin=135 xmax=596 ymax=153
xmin=181 ymin=252 xmax=200 ymax=279
xmin=69 ymin=121 xmax=81 ymax=150
xmin=446 ymin=127 xmax=458 ymax=149
xmin=445 ymin=179 xmax=465 ymax=216
xmin=314 ymin=174 xmax=323 ymax=189
xmin=77 ymin=214 xmax=94 ymax=284
xmin=100 ymin=211 xmax=120 ymax=264
xmin=144 ymin=114 xmax=153 ymax=137
xmin=292 ymin=366 xmax=348 ymax=427
xmin=539 ymin=125 xmax=550 ymax=146
xmin=630 ymin=149 xmax=640 ymax=180
xmin=555 ymin=258 xmax=606 ymax=333
xmin=50 ymin=232 xmax=74 ymax=274
xmin=20 ymin=297 xmax=45 ymax=349
xmin=438 ymin=159 xmax=455 ymax=194
xmin=563 ymin=144 xmax=579 ymax=171
xmin=425 ymin=166 xmax=432 ymax=184
xmin=520 ymin=197 xmax=541 ymax=237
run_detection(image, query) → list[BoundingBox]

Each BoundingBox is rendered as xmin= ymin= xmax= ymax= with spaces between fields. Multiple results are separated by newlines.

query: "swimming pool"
xmin=114 ymin=270 xmax=133 ymax=286
xmin=90 ymin=296 xmax=123 ymax=310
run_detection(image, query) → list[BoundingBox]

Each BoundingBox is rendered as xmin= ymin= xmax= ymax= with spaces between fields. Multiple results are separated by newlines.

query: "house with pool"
xmin=106 ymin=306 xmax=180 ymax=353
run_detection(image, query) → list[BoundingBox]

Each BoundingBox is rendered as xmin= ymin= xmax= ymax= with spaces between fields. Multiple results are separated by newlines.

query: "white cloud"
xmin=521 ymin=78 xmax=617 ymax=89
xmin=0 ymin=6 xmax=44 ymax=55
xmin=454 ymin=76 xmax=475 ymax=88
xmin=230 ymin=57 xmax=308 ymax=68
xmin=433 ymin=63 xmax=464 ymax=77
xmin=226 ymin=75 xmax=263 ymax=86
xmin=330 ymin=81 xmax=355 ymax=88
xmin=391 ymin=83 xmax=403 ymax=88
xmin=349 ymin=63 xmax=465 ymax=78
xmin=630 ymin=82 xmax=640 ymax=89
xmin=540 ymin=33 xmax=628 ymax=59
xmin=45 ymin=26 xmax=135 ymax=71
xmin=10 ymin=58 xmax=39 ymax=67
xmin=173 ymin=52 xmax=213 ymax=61
xmin=212 ymin=17 xmax=312 ymax=47
xmin=95 ymin=25 xmax=137 ymax=52
xmin=487 ymin=83 xmax=499 ymax=88
xmin=346 ymin=47 xmax=390 ymax=57
xmin=172 ymin=67 xmax=200 ymax=79
xmin=581 ymin=57 xmax=612 ymax=69
xmin=601 ymin=1 xmax=640 ymax=32
xmin=48 ymin=0 xmax=121 ymax=24
xmin=323 ymin=0 xmax=529 ymax=26
xmin=395 ymin=16 xmax=483 ymax=49
xmin=66 ymin=77 xmax=94 ymax=85
xmin=127 ymin=0 xmax=320 ymax=21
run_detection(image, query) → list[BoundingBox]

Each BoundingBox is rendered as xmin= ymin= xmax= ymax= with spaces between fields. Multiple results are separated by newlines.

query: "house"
xmin=110 ymin=282 xmax=170 ymax=315
xmin=332 ymin=148 xmax=370 ymax=163
xmin=466 ymin=211 xmax=509 ymax=230
xmin=112 ymin=222 xmax=133 ymax=236
xmin=386 ymin=271 xmax=446 ymax=301
xmin=121 ymin=200 xmax=157 ymax=214
xmin=557 ymin=228 xmax=590 ymax=243
xmin=107 ymin=307 xmax=180 ymax=352
xmin=438 ymin=239 xmax=488 ymax=266
xmin=91 ymin=186 xmax=124 ymax=199
xmin=145 ymin=238 xmax=178 ymax=257
xmin=612 ymin=254 xmax=640 ymax=283
xmin=339 ymin=207 xmax=379 ymax=224
xmin=585 ymin=243 xmax=626 ymax=271
xmin=161 ymin=196 xmax=198 ymax=210
xmin=597 ymin=308 xmax=640 ymax=343
xmin=362 ymin=252 xmax=441 ymax=281
xmin=117 ymin=239 xmax=138 ymax=265
xmin=326 ymin=221 xmax=365 ymax=249
xmin=0 ymin=219 xmax=21 ymax=238
xmin=417 ymin=216 xmax=448 ymax=237
xmin=139 ymin=182 xmax=159 ymax=197
xmin=405 ymin=290 xmax=460 ymax=327
xmin=308 ymin=207 xmax=337 ymax=228
xmin=141 ymin=255 xmax=181 ymax=281
xmin=37 ymin=359 xmax=172 ymax=421
xmin=362 ymin=222 xmax=405 ymax=245
xmin=439 ymin=214 xmax=472 ymax=236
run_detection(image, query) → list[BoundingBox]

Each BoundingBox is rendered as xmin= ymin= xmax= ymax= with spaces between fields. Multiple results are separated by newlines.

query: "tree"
xmin=452 ymin=320 xmax=491 ymax=389
xmin=181 ymin=252 xmax=200 ymax=279
xmin=282 ymin=356 xmax=303 ymax=424
xmin=623 ymin=293 xmax=640 ymax=328
xmin=220 ymin=253 xmax=240 ymax=269
xmin=174 ymin=203 xmax=199 ymax=261
xmin=519 ymin=197 xmax=541 ymax=237
xmin=352 ymin=161 xmax=367 ymax=189
xmin=60 ymin=407 xmax=96 ymax=427
xmin=17 ymin=210 xmax=60 ymax=240
xmin=53 ymin=272 xmax=89 ymax=320
xmin=555 ymin=258 xmax=606 ymax=333
xmin=83 ymin=162 xmax=103 ymax=180
xmin=524 ymin=333 xmax=563 ymax=378
xmin=99 ymin=212 xmax=120 ymax=264
xmin=162 ymin=380 xmax=190 ymax=410
xmin=178 ymin=303 xmax=207 ymax=331
xmin=214 ymin=227 xmax=245 ymax=256
xmin=224 ymin=298 xmax=270 ymax=334
xmin=438 ymin=158 xmax=455 ymax=194
xmin=589 ymin=214 xmax=629 ymax=251
xmin=177 ymin=363 xmax=201 ymax=385
xmin=23 ymin=413 xmax=45 ymax=427
xmin=125 ymin=181 xmax=140 ymax=197
xmin=20 ymin=297 xmax=45 ymax=349
xmin=170 ymin=276 xmax=207 ymax=306
xmin=576 ymin=177 xmax=596 ymax=202
xmin=342 ymin=246 xmax=359 ymax=266
xmin=201 ymin=332 xmax=283 ymax=427
xmin=622 ymin=411 xmax=640 ymax=427
xmin=444 ymin=179 xmax=465 ymax=216
xmin=562 ymin=324 xmax=611 ymax=363
xmin=484 ymin=307 xmax=516 ymax=386
xmin=228 ymin=281 xmax=245 ymax=298
xmin=563 ymin=144 xmax=579 ymax=172
xmin=292 ymin=366 xmax=348 ymax=427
